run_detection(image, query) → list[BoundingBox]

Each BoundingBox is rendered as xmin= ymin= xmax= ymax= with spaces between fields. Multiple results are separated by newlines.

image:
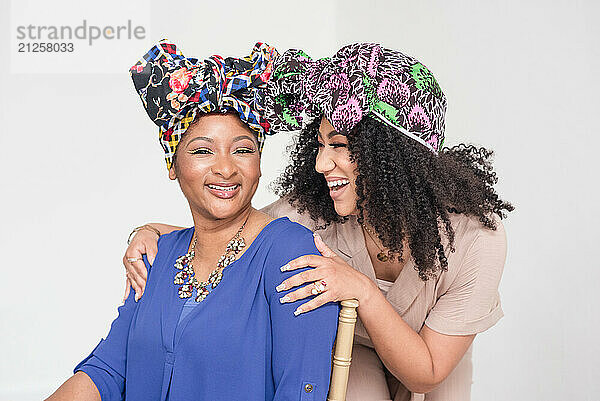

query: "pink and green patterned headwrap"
xmin=265 ymin=43 xmax=447 ymax=153
xmin=130 ymin=40 xmax=278 ymax=169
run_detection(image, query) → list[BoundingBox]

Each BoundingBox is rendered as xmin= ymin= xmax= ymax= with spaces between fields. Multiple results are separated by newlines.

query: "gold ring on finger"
xmin=311 ymin=280 xmax=327 ymax=295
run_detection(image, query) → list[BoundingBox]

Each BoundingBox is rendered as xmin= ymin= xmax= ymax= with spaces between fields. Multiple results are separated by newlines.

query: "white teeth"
xmin=327 ymin=179 xmax=350 ymax=188
xmin=208 ymin=184 xmax=238 ymax=191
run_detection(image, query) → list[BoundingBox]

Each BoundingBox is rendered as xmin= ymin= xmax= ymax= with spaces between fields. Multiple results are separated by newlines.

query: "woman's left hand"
xmin=276 ymin=234 xmax=376 ymax=315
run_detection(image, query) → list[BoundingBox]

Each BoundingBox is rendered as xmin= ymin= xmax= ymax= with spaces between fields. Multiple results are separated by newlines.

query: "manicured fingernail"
xmin=279 ymin=296 xmax=291 ymax=303
xmin=276 ymin=284 xmax=285 ymax=292
xmin=294 ymin=308 xmax=303 ymax=316
xmin=280 ymin=264 xmax=290 ymax=272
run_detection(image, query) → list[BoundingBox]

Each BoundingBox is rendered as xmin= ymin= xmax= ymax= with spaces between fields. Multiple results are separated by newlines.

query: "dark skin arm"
xmin=123 ymin=223 xmax=182 ymax=301
xmin=45 ymin=372 xmax=100 ymax=401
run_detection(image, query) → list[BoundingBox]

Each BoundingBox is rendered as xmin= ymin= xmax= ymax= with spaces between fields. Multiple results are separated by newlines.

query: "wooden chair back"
xmin=327 ymin=299 xmax=360 ymax=401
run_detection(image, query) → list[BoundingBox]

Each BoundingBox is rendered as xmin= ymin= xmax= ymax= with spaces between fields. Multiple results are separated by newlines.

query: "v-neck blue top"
xmin=177 ymin=293 xmax=200 ymax=324
xmin=75 ymin=217 xmax=339 ymax=401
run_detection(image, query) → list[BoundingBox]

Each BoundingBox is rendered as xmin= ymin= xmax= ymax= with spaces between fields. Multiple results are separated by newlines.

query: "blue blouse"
xmin=75 ymin=217 xmax=339 ymax=401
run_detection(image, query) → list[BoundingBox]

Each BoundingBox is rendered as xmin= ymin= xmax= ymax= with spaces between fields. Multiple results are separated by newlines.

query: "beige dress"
xmin=261 ymin=198 xmax=506 ymax=401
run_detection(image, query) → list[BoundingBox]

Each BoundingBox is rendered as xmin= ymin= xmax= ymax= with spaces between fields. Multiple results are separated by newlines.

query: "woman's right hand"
xmin=123 ymin=227 xmax=159 ymax=302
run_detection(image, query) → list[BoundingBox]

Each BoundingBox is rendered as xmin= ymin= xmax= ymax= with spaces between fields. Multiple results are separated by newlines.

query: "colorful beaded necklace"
xmin=174 ymin=217 xmax=248 ymax=302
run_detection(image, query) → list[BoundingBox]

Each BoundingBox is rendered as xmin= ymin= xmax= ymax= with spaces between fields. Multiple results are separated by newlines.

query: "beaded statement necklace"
xmin=174 ymin=217 xmax=248 ymax=302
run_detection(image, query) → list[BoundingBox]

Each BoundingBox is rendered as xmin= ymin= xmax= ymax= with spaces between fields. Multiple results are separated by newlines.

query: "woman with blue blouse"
xmin=45 ymin=40 xmax=339 ymax=401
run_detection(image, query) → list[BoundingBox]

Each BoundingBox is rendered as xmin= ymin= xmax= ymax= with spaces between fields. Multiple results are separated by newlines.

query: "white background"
xmin=1 ymin=0 xmax=599 ymax=400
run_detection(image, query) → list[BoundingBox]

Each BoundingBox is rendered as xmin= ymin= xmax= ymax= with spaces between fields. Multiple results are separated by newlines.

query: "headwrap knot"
xmin=131 ymin=40 xmax=278 ymax=169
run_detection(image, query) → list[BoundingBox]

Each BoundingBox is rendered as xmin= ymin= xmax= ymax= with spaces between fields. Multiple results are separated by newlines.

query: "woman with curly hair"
xmin=122 ymin=43 xmax=513 ymax=401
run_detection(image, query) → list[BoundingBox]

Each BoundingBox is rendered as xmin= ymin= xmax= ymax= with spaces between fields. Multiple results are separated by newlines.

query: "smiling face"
xmin=169 ymin=113 xmax=261 ymax=222
xmin=315 ymin=116 xmax=359 ymax=217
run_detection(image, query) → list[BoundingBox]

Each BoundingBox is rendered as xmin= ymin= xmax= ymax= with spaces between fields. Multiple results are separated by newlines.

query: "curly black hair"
xmin=273 ymin=115 xmax=514 ymax=280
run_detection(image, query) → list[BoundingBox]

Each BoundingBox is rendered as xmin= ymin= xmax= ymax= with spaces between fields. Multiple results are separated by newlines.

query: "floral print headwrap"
xmin=130 ymin=40 xmax=278 ymax=169
xmin=265 ymin=43 xmax=447 ymax=153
